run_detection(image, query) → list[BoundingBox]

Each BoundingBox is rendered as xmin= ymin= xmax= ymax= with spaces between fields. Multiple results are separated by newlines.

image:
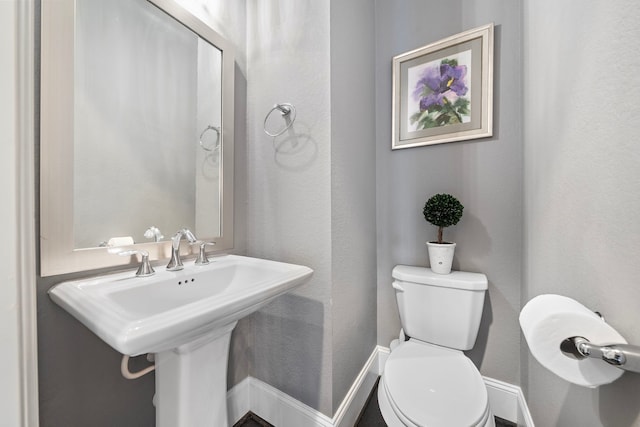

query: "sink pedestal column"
xmin=155 ymin=321 xmax=238 ymax=427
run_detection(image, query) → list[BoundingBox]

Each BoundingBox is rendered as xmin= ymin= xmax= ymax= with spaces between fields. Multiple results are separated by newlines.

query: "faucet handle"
xmin=116 ymin=249 xmax=155 ymax=277
xmin=194 ymin=242 xmax=216 ymax=265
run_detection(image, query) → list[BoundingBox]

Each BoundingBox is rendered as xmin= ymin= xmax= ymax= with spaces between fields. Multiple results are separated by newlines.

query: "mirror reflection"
xmin=40 ymin=0 xmax=234 ymax=276
xmin=73 ymin=0 xmax=222 ymax=249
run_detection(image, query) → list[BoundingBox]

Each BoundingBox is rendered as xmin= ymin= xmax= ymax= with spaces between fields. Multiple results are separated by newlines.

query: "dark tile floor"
xmin=234 ymin=377 xmax=518 ymax=427
xmin=233 ymin=411 xmax=274 ymax=427
xmin=354 ymin=378 xmax=387 ymax=427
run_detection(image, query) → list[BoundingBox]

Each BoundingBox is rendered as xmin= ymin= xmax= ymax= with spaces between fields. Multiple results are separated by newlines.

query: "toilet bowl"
xmin=378 ymin=340 xmax=494 ymax=427
xmin=379 ymin=266 xmax=495 ymax=427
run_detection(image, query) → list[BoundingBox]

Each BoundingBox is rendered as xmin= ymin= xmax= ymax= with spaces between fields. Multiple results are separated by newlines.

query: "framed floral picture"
xmin=392 ymin=24 xmax=494 ymax=150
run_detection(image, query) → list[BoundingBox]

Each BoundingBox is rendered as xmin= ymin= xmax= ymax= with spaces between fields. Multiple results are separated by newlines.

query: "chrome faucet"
xmin=166 ymin=228 xmax=197 ymax=271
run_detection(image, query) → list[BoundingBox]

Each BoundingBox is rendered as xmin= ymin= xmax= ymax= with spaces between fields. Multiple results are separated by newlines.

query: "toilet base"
xmin=377 ymin=376 xmax=495 ymax=427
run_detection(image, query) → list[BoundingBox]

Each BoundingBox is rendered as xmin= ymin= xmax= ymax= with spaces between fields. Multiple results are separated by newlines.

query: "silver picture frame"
xmin=392 ymin=23 xmax=494 ymax=150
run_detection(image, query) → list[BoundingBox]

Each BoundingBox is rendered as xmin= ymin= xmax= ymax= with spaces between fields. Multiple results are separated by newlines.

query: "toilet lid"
xmin=383 ymin=341 xmax=488 ymax=427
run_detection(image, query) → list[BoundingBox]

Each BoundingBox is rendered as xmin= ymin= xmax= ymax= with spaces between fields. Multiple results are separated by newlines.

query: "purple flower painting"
xmin=393 ymin=25 xmax=493 ymax=149
xmin=409 ymin=57 xmax=471 ymax=130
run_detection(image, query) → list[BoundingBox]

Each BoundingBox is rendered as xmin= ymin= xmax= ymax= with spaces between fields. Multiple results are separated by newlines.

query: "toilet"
xmin=378 ymin=265 xmax=495 ymax=427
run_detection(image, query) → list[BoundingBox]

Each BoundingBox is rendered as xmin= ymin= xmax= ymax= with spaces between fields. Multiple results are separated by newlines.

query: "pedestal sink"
xmin=49 ymin=255 xmax=313 ymax=426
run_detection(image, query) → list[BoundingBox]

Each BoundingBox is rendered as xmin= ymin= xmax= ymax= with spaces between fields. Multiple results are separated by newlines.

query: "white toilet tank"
xmin=392 ymin=265 xmax=488 ymax=350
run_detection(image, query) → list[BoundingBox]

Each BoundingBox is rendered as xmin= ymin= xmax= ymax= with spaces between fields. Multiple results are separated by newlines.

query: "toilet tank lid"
xmin=392 ymin=265 xmax=487 ymax=291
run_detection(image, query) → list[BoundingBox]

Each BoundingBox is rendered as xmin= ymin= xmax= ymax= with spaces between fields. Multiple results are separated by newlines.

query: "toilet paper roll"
xmin=520 ymin=294 xmax=627 ymax=388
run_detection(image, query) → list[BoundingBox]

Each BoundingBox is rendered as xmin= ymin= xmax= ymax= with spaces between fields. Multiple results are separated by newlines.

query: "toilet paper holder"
xmin=560 ymin=336 xmax=640 ymax=373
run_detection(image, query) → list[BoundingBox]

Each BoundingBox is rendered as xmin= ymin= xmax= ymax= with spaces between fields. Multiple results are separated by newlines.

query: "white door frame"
xmin=2 ymin=0 xmax=40 ymax=425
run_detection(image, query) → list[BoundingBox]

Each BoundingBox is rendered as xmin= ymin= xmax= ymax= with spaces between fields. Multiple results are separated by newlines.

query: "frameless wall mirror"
xmin=40 ymin=0 xmax=235 ymax=276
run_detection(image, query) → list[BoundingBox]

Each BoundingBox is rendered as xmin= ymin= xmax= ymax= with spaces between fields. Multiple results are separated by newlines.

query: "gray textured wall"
xmin=375 ymin=0 xmax=524 ymax=385
xmin=245 ymin=0 xmax=334 ymax=416
xmin=523 ymin=1 xmax=640 ymax=425
xmin=37 ymin=273 xmax=157 ymax=427
xmin=330 ymin=0 xmax=377 ymax=414
xmin=245 ymin=0 xmax=379 ymax=416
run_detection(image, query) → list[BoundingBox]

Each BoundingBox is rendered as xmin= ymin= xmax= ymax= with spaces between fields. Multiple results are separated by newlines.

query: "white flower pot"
xmin=426 ymin=242 xmax=456 ymax=274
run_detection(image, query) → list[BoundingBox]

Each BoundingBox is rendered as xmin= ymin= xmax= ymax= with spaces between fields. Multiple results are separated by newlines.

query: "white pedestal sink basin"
xmin=49 ymin=255 xmax=313 ymax=426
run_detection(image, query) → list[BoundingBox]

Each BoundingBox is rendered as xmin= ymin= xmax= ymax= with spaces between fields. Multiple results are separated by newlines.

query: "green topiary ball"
xmin=423 ymin=194 xmax=464 ymax=243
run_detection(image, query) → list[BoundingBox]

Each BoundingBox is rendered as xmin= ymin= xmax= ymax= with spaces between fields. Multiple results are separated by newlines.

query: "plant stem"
xmin=437 ymin=227 xmax=443 ymax=244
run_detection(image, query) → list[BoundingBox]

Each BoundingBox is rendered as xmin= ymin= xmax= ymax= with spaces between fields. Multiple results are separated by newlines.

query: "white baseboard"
xmin=227 ymin=377 xmax=251 ymax=425
xmin=248 ymin=378 xmax=334 ymax=427
xmin=227 ymin=345 xmax=384 ymax=427
xmin=483 ymin=377 xmax=534 ymax=426
xmin=227 ymin=346 xmax=534 ymax=427
xmin=517 ymin=388 xmax=535 ymax=427
xmin=332 ymin=346 xmax=384 ymax=427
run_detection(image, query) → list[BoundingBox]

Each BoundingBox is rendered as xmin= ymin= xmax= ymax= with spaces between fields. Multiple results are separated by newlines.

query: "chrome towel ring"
xmin=264 ymin=103 xmax=296 ymax=137
xmin=199 ymin=125 xmax=220 ymax=151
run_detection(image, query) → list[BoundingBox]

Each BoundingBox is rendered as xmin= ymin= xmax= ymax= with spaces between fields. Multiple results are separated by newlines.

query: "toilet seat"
xmin=381 ymin=340 xmax=490 ymax=427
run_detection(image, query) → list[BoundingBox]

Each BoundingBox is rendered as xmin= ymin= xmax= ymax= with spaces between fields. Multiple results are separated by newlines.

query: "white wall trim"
xmin=332 ymin=345 xmax=383 ymax=427
xmin=227 ymin=345 xmax=385 ymax=427
xmin=248 ymin=378 xmax=334 ymax=427
xmin=16 ymin=0 xmax=39 ymax=426
xmin=517 ymin=387 xmax=535 ymax=427
xmin=227 ymin=377 xmax=251 ymax=425
xmin=377 ymin=345 xmax=390 ymax=374
xmin=483 ymin=376 xmax=534 ymax=426
xmin=484 ymin=376 xmax=520 ymax=422
xmin=227 ymin=346 xmax=534 ymax=427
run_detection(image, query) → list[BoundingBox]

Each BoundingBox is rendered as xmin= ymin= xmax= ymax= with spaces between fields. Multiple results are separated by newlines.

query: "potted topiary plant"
xmin=423 ymin=193 xmax=464 ymax=274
